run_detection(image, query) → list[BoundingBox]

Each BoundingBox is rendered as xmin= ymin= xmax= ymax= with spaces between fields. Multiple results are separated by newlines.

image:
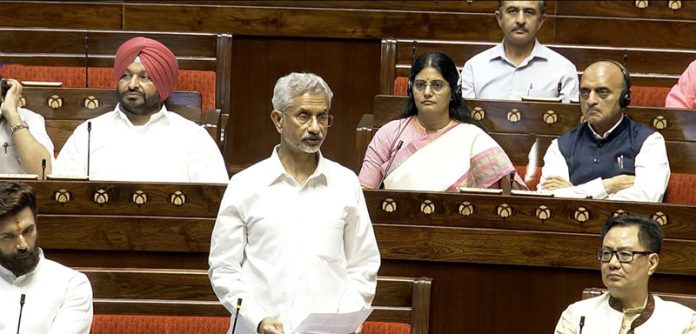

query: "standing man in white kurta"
xmin=54 ymin=37 xmax=228 ymax=183
xmin=554 ymin=215 xmax=696 ymax=333
xmin=209 ymin=73 xmax=380 ymax=334
xmin=0 ymin=182 xmax=92 ymax=333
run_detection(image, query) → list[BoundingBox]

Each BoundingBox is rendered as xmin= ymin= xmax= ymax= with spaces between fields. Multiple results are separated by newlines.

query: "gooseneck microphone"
xmin=16 ymin=294 xmax=25 ymax=334
xmin=86 ymin=121 xmax=92 ymax=179
xmin=41 ymin=159 xmax=46 ymax=180
xmin=578 ymin=315 xmax=585 ymax=334
xmin=230 ymin=298 xmax=243 ymax=334
xmin=378 ymin=140 xmax=403 ymax=190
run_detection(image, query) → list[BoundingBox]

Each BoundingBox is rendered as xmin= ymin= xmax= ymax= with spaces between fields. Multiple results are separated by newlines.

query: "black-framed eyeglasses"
xmin=291 ymin=113 xmax=334 ymax=127
xmin=596 ymin=248 xmax=653 ymax=263
xmin=413 ymin=80 xmax=448 ymax=93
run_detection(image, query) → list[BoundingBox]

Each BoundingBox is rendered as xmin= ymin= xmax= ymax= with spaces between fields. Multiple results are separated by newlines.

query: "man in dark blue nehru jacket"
xmin=538 ymin=61 xmax=669 ymax=202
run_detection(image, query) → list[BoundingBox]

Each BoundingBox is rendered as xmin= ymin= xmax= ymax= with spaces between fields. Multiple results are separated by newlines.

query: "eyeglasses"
xmin=596 ymin=248 xmax=653 ymax=263
xmin=291 ymin=112 xmax=334 ymax=127
xmin=413 ymin=80 xmax=449 ymax=93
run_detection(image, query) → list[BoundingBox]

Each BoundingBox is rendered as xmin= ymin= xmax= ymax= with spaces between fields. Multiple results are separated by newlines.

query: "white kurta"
xmin=54 ymin=104 xmax=228 ymax=183
xmin=554 ymin=293 xmax=696 ymax=334
xmin=0 ymin=250 xmax=93 ymax=334
xmin=0 ymin=107 xmax=55 ymax=174
xmin=209 ymin=147 xmax=381 ymax=334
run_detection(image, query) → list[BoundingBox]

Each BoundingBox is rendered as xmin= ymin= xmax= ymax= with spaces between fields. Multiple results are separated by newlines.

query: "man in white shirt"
xmin=54 ymin=36 xmax=228 ymax=183
xmin=0 ymin=79 xmax=54 ymax=176
xmin=460 ymin=1 xmax=578 ymax=102
xmin=209 ymin=72 xmax=380 ymax=334
xmin=0 ymin=182 xmax=93 ymax=333
xmin=539 ymin=61 xmax=669 ymax=202
xmin=554 ymin=215 xmax=696 ymax=333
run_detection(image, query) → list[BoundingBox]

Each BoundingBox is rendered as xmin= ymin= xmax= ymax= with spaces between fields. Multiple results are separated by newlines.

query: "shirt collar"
xmin=0 ymin=248 xmax=44 ymax=283
xmin=489 ymin=39 xmax=549 ymax=66
xmin=609 ymin=293 xmax=655 ymax=332
xmin=588 ymin=114 xmax=625 ymax=140
xmin=266 ymin=145 xmax=329 ymax=187
xmin=115 ymin=103 xmax=169 ymax=127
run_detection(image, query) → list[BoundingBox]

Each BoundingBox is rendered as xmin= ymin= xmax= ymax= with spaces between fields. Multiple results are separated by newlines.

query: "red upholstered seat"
xmin=630 ymin=86 xmax=672 ymax=108
xmin=362 ymin=321 xmax=411 ymax=334
xmin=90 ymin=315 xmax=410 ymax=334
xmin=515 ymin=166 xmax=541 ymax=191
xmin=0 ymin=64 xmax=216 ymax=115
xmin=394 ymin=76 xmax=409 ymax=96
xmin=91 ymin=314 xmax=230 ymax=334
xmin=664 ymin=172 xmax=696 ymax=204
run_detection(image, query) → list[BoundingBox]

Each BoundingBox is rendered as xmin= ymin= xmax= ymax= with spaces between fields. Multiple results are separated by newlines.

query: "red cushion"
xmin=515 ymin=165 xmax=541 ymax=191
xmin=91 ymin=314 xmax=229 ymax=334
xmin=664 ymin=172 xmax=696 ymax=204
xmin=393 ymin=76 xmax=409 ymax=96
xmin=630 ymin=86 xmax=672 ymax=108
xmin=1 ymin=64 xmax=215 ymax=115
xmin=362 ymin=321 xmax=411 ymax=334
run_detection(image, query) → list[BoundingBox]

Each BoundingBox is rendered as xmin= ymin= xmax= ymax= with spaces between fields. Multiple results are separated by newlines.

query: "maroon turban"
xmin=114 ymin=37 xmax=179 ymax=102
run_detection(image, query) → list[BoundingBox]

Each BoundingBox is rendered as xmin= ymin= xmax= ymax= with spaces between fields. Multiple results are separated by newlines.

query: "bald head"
xmin=579 ymin=61 xmax=629 ymax=135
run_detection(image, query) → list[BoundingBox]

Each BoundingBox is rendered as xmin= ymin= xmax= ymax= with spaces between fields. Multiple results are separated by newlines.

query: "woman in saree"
xmin=359 ymin=51 xmax=521 ymax=192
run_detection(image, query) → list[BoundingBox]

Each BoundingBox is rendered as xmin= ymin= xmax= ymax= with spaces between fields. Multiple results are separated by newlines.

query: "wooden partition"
xmin=18 ymin=87 xmax=219 ymax=152
xmin=379 ymin=39 xmax=696 ymax=94
xmin=357 ymin=95 xmax=696 ymax=174
xmin=12 ymin=179 xmax=696 ymax=333
xmin=0 ymin=28 xmax=232 ymax=121
xmin=80 ymin=267 xmax=432 ymax=333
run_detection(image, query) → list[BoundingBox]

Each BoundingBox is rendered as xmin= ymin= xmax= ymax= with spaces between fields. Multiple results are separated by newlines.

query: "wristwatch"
xmin=10 ymin=120 xmax=29 ymax=135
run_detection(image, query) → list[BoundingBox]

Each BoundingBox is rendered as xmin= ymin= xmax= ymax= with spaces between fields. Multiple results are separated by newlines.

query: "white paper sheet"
xmin=293 ymin=309 xmax=373 ymax=334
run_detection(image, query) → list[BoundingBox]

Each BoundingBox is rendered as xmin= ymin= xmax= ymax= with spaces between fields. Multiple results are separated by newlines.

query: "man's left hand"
xmin=541 ymin=176 xmax=573 ymax=190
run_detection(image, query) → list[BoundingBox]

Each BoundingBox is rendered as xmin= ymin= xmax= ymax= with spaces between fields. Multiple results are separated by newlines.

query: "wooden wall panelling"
xmin=555 ymin=1 xmax=696 ymax=20
xmin=0 ymin=2 xmax=122 ymax=29
xmin=225 ymin=36 xmax=381 ymax=173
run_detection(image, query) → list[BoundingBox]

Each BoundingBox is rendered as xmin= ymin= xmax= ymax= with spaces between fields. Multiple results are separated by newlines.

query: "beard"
xmin=0 ymin=247 xmax=40 ymax=277
xmin=118 ymin=88 xmax=162 ymax=116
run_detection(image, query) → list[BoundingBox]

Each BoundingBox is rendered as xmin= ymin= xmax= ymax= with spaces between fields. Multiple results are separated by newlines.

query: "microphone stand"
xmin=16 ymin=294 xmax=25 ymax=334
xmin=230 ymin=298 xmax=243 ymax=334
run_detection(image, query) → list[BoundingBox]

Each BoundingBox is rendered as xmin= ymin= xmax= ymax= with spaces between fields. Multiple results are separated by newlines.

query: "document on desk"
xmin=293 ymin=308 xmax=372 ymax=334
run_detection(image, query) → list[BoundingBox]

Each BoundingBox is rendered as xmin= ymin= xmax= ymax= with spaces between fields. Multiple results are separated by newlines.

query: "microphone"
xmin=411 ymin=40 xmax=418 ymax=65
xmin=230 ymin=298 xmax=242 ymax=334
xmin=16 ymin=294 xmax=25 ymax=334
xmin=41 ymin=159 xmax=46 ymax=180
xmin=86 ymin=121 xmax=92 ymax=180
xmin=557 ymin=80 xmax=562 ymax=98
xmin=378 ymin=140 xmax=403 ymax=189
xmin=578 ymin=315 xmax=585 ymax=334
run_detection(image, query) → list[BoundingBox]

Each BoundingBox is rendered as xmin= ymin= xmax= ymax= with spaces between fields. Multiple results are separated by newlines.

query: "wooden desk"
xmin=17 ymin=180 xmax=696 ymax=333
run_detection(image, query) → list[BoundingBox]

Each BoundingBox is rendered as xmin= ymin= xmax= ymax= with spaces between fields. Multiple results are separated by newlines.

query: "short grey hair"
xmin=272 ymin=72 xmax=333 ymax=112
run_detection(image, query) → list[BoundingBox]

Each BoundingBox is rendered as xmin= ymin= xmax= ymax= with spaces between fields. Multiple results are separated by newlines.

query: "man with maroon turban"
xmin=54 ymin=37 xmax=228 ymax=183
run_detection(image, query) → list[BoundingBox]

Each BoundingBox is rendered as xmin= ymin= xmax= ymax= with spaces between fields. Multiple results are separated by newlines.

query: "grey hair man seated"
xmin=554 ymin=215 xmax=696 ymax=333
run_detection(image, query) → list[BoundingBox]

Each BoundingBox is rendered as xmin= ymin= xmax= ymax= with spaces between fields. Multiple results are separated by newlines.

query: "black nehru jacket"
xmin=557 ymin=117 xmax=654 ymax=186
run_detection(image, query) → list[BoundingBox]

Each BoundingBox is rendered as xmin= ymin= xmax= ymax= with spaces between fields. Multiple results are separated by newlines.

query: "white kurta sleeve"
xmin=208 ymin=185 xmax=268 ymax=333
xmin=54 ymin=123 xmax=87 ymax=177
xmin=47 ymin=273 xmax=93 ymax=334
xmin=186 ymin=126 xmax=229 ymax=183
xmin=539 ymin=139 xmax=608 ymax=199
xmin=553 ymin=305 xmax=578 ymax=334
xmin=338 ymin=183 xmax=380 ymax=312
xmin=609 ymin=132 xmax=669 ymax=202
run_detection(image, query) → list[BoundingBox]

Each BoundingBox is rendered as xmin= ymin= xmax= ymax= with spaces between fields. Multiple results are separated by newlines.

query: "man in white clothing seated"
xmin=54 ymin=37 xmax=228 ymax=183
xmin=209 ymin=72 xmax=380 ymax=334
xmin=554 ymin=215 xmax=696 ymax=333
xmin=460 ymin=1 xmax=578 ymax=102
xmin=0 ymin=182 xmax=93 ymax=333
xmin=0 ymin=78 xmax=54 ymax=176
xmin=539 ymin=60 xmax=669 ymax=202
